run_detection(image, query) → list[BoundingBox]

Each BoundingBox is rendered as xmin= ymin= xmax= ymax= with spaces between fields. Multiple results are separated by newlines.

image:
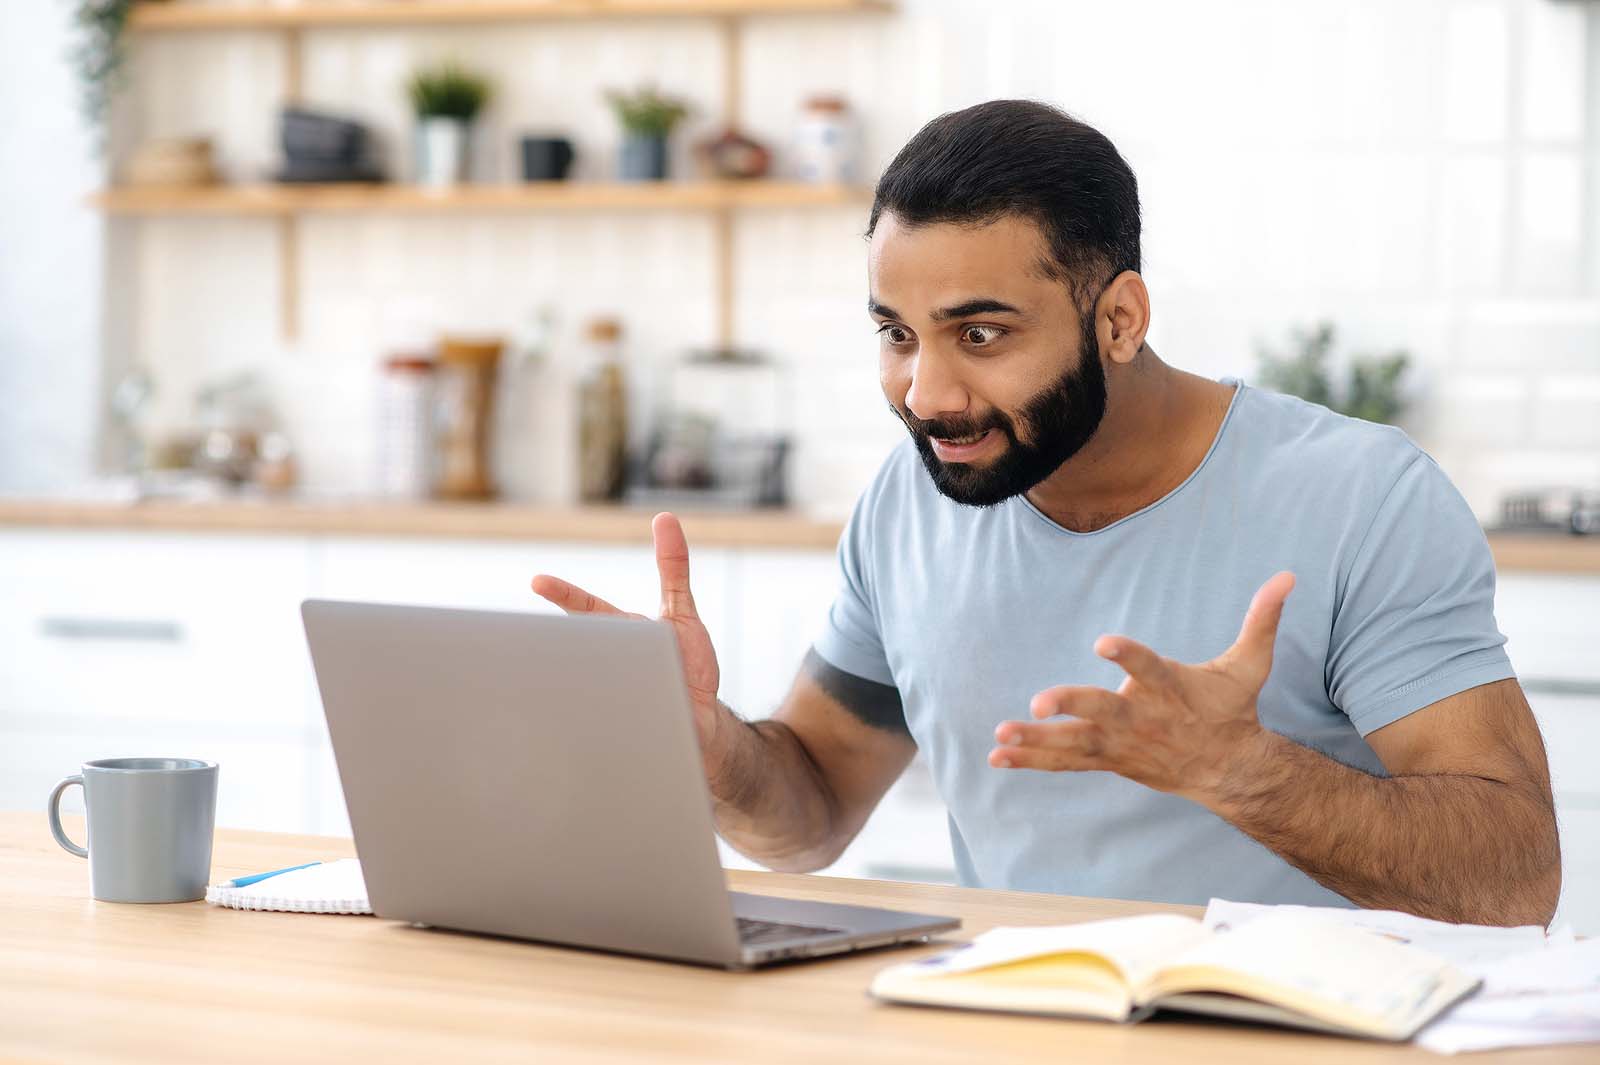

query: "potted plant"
xmin=605 ymin=86 xmax=689 ymax=181
xmin=1255 ymin=322 xmax=1411 ymax=425
xmin=406 ymin=61 xmax=493 ymax=187
xmin=70 ymin=0 xmax=140 ymax=144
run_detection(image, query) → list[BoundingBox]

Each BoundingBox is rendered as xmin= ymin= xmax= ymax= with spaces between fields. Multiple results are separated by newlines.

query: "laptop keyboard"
xmin=736 ymin=917 xmax=845 ymax=945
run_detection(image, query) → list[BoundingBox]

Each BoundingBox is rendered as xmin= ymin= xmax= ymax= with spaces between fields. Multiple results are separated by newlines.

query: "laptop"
xmin=301 ymin=599 xmax=959 ymax=969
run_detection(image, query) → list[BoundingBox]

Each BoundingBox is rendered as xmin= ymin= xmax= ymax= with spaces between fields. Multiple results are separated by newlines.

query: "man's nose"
xmin=903 ymin=348 xmax=969 ymax=422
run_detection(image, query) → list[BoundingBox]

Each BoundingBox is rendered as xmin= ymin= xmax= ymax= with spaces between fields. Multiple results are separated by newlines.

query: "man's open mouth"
xmin=929 ymin=428 xmax=999 ymax=459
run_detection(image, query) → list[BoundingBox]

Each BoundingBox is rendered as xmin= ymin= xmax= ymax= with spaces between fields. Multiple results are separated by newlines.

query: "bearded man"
xmin=534 ymin=100 xmax=1560 ymax=926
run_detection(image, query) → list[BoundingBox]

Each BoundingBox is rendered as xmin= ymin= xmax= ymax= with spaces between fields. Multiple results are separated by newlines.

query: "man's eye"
xmin=877 ymin=323 xmax=912 ymax=345
xmin=962 ymin=325 xmax=1005 ymax=346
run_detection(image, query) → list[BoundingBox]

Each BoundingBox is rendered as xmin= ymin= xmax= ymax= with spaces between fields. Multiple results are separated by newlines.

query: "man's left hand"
xmin=989 ymin=571 xmax=1297 ymax=804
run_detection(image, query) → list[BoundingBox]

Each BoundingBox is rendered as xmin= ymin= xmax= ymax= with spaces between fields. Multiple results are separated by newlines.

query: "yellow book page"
xmin=870 ymin=914 xmax=1208 ymax=1021
xmin=1137 ymin=911 xmax=1481 ymax=1039
xmin=871 ymin=953 xmax=1134 ymax=1020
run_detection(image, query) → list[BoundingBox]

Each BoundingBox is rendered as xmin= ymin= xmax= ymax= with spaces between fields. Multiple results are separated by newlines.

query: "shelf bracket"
xmin=279 ymin=214 xmax=299 ymax=341
xmin=284 ymin=27 xmax=302 ymax=104
xmin=721 ymin=16 xmax=742 ymax=129
xmin=280 ymin=27 xmax=302 ymax=341
xmin=713 ymin=15 xmax=742 ymax=351
xmin=714 ymin=208 xmax=734 ymax=350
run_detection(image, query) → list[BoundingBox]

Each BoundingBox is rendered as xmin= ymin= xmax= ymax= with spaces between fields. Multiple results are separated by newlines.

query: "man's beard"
xmin=897 ymin=313 xmax=1108 ymax=507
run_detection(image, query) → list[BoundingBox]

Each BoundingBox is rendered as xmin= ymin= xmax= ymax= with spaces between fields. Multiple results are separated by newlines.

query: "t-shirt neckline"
xmin=1015 ymin=376 xmax=1246 ymax=539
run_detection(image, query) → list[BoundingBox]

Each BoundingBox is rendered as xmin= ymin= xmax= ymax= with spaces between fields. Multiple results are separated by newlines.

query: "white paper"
xmin=1200 ymin=898 xmax=1600 ymax=1054
xmin=1415 ymin=939 xmax=1600 ymax=1054
xmin=1201 ymin=898 xmax=1565 ymax=968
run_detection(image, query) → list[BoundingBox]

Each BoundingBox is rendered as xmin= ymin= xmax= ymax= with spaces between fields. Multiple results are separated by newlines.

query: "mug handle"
xmin=48 ymin=775 xmax=88 ymax=858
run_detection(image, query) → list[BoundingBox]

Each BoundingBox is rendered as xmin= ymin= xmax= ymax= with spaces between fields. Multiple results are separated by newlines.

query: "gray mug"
xmin=47 ymin=758 xmax=219 ymax=903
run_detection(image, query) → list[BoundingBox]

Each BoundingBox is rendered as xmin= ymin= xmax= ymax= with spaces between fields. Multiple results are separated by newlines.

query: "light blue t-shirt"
xmin=814 ymin=380 xmax=1516 ymax=907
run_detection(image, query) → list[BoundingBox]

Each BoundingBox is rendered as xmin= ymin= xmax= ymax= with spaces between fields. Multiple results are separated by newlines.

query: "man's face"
xmin=867 ymin=212 xmax=1108 ymax=507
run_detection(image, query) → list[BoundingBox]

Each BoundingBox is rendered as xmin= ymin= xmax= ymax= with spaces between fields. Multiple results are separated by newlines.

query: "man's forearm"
xmin=702 ymin=704 xmax=842 ymax=872
xmin=1206 ymin=731 xmax=1561 ymax=926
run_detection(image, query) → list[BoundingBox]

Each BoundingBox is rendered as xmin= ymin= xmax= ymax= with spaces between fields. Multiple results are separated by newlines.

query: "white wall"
xmin=0 ymin=0 xmax=104 ymax=491
xmin=2 ymin=0 xmax=1597 ymax=516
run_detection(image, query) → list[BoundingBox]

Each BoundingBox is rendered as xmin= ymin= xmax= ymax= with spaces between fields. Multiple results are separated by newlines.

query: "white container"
xmin=376 ymin=356 xmax=436 ymax=499
xmin=793 ymin=96 xmax=857 ymax=185
xmin=415 ymin=117 xmax=468 ymax=187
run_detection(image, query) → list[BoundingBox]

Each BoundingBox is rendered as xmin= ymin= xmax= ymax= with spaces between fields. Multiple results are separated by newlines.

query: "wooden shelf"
xmin=110 ymin=3 xmax=888 ymax=342
xmin=92 ymin=181 xmax=869 ymax=216
xmin=128 ymin=0 xmax=892 ymax=31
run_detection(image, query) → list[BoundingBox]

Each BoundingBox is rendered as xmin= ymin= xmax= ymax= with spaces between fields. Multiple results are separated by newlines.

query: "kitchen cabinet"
xmin=0 ymin=531 xmax=318 ymax=835
xmin=0 ymin=531 xmax=314 ymax=732
xmin=1496 ymin=574 xmax=1600 ymax=935
xmin=0 ymin=528 xmax=841 ymax=850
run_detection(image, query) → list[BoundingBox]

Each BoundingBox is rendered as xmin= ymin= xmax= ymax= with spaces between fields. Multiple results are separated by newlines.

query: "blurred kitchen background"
xmin=1 ymin=0 xmax=1597 ymax=930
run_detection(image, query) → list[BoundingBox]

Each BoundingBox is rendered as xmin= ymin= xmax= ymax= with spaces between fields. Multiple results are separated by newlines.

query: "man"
xmin=534 ymin=100 xmax=1560 ymax=926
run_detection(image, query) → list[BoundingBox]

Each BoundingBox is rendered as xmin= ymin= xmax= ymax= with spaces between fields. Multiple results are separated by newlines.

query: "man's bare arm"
xmin=994 ymin=573 xmax=1562 ymax=927
xmin=707 ymin=651 xmax=916 ymax=872
xmin=1208 ymin=678 xmax=1560 ymax=926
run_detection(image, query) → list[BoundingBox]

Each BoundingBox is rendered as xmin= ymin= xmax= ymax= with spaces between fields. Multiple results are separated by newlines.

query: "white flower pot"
xmin=416 ymin=117 xmax=468 ymax=187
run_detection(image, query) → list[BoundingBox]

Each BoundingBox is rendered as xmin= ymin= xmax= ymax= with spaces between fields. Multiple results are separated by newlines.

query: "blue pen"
xmin=224 ymin=861 xmax=322 ymax=888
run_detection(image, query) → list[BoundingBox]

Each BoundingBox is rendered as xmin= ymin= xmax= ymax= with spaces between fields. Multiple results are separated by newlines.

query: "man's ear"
xmin=1096 ymin=270 xmax=1151 ymax=366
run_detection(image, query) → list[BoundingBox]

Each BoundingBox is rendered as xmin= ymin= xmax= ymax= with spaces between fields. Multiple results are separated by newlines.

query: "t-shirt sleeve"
xmin=1327 ymin=452 xmax=1516 ymax=736
xmin=812 ymin=487 xmax=896 ymax=687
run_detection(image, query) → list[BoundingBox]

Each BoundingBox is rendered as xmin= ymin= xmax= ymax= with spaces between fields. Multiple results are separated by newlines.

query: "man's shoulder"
xmin=1232 ymin=384 xmax=1429 ymax=505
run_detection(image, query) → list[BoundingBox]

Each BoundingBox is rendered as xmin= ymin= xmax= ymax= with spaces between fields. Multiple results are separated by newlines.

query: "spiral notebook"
xmin=205 ymin=859 xmax=372 ymax=915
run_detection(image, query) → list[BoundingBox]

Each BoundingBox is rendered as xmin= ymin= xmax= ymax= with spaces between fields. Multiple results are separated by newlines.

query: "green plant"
xmin=1255 ymin=321 xmax=1410 ymax=425
xmin=406 ymin=62 xmax=493 ymax=122
xmin=69 ymin=0 xmax=135 ymax=140
xmin=605 ymin=86 xmax=689 ymax=137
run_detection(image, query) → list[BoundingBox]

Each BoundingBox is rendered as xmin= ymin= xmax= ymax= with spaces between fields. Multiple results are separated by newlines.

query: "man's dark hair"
xmin=867 ymin=100 xmax=1141 ymax=306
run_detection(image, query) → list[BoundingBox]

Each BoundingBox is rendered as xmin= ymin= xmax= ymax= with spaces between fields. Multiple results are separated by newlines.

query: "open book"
xmin=870 ymin=911 xmax=1480 ymax=1041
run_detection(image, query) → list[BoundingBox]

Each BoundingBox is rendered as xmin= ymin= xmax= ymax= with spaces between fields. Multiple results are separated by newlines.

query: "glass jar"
xmin=576 ymin=317 xmax=629 ymax=503
xmin=794 ymin=95 xmax=857 ymax=185
xmin=434 ymin=337 xmax=503 ymax=500
xmin=376 ymin=354 xmax=435 ymax=500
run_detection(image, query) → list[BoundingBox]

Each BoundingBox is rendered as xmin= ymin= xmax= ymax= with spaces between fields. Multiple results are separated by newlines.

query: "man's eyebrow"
xmin=931 ymin=298 xmax=1025 ymax=322
xmin=868 ymin=297 xmax=1027 ymax=321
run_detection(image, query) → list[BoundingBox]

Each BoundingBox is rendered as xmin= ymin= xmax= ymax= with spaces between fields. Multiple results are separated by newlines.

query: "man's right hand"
xmin=534 ymin=510 xmax=917 ymax=874
xmin=530 ymin=512 xmax=732 ymax=771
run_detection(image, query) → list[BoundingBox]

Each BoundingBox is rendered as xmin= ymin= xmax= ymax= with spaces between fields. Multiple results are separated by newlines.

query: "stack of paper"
xmin=1202 ymin=899 xmax=1599 ymax=1055
xmin=1415 ymin=938 xmax=1600 ymax=1054
xmin=1202 ymin=899 xmax=1571 ymax=966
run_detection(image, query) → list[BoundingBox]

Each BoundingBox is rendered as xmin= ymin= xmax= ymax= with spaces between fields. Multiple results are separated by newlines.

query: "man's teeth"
xmin=942 ymin=431 xmax=986 ymax=445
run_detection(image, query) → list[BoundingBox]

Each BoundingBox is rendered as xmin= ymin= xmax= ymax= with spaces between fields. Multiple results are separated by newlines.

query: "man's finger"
xmin=1028 ymin=685 xmax=1124 ymax=722
xmin=993 ymin=717 xmax=1105 ymax=755
xmin=1094 ymin=635 xmax=1173 ymax=688
xmin=530 ymin=575 xmax=630 ymax=617
xmin=653 ymin=512 xmax=699 ymax=620
xmin=989 ymin=742 xmax=1101 ymax=773
xmin=1217 ymin=571 xmax=1296 ymax=685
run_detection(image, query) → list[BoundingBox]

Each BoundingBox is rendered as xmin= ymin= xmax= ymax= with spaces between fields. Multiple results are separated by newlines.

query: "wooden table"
xmin=1 ymin=812 xmax=1584 ymax=1064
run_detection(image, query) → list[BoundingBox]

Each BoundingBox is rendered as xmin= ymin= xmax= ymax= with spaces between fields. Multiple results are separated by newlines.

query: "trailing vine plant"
xmin=69 ymin=0 xmax=136 ymax=147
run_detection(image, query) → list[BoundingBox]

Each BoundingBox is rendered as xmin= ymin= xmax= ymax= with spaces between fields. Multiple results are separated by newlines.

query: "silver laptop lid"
xmin=302 ymin=599 xmax=745 ymax=967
